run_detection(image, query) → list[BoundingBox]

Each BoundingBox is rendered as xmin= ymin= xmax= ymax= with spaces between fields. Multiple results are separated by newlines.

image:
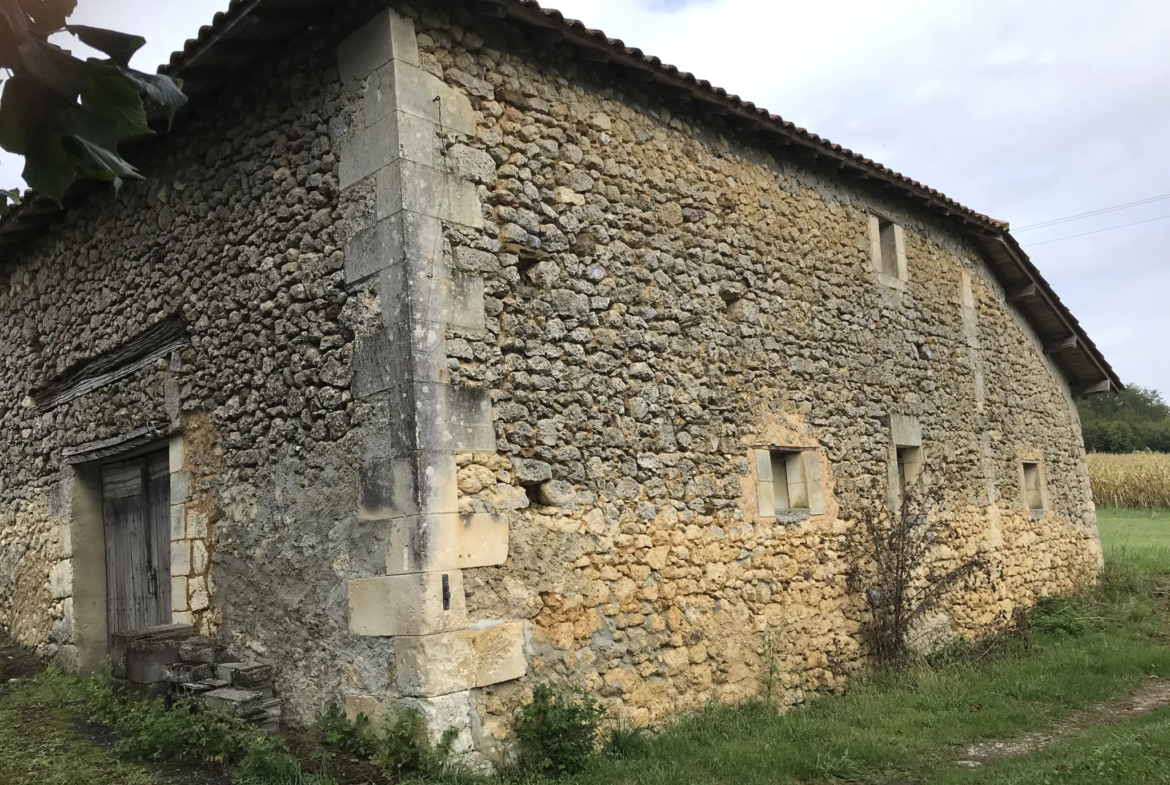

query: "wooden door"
xmin=102 ymin=451 xmax=172 ymax=635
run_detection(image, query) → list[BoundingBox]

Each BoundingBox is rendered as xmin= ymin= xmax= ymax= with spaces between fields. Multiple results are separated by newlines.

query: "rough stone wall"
xmin=0 ymin=0 xmax=1102 ymax=748
xmin=0 ymin=3 xmax=403 ymax=722
xmin=363 ymin=0 xmax=1103 ymax=744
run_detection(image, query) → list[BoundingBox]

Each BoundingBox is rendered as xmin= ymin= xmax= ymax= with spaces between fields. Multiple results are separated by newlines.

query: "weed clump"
xmin=315 ymin=703 xmax=377 ymax=760
xmin=1029 ymin=596 xmax=1104 ymax=638
xmin=75 ymin=669 xmax=327 ymax=783
xmin=315 ymin=702 xmax=459 ymax=781
xmin=602 ymin=722 xmax=651 ymax=760
xmin=374 ymin=707 xmax=458 ymax=780
xmin=514 ymin=684 xmax=606 ymax=774
xmin=233 ymin=735 xmax=320 ymax=785
xmin=76 ymin=675 xmax=466 ymax=784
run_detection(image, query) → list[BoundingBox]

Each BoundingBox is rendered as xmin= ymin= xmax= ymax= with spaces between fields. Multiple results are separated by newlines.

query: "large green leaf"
xmin=21 ymin=0 xmax=77 ymax=33
xmin=0 ymin=1 xmax=31 ymax=68
xmin=118 ymin=67 xmax=187 ymax=127
xmin=81 ymin=70 xmax=151 ymax=139
xmin=0 ymin=73 xmax=134 ymax=201
xmin=0 ymin=77 xmax=34 ymax=154
xmin=16 ymin=36 xmax=88 ymax=99
xmin=0 ymin=5 xmax=168 ymax=204
xmin=22 ymin=135 xmax=76 ymax=201
xmin=67 ymin=24 xmax=145 ymax=67
xmin=8 ymin=79 xmax=120 ymax=151
xmin=61 ymin=133 xmax=140 ymax=189
xmin=59 ymin=97 xmax=119 ymax=154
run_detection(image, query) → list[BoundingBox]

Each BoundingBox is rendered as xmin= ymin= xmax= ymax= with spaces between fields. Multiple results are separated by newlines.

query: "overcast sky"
xmin=3 ymin=0 xmax=1166 ymax=397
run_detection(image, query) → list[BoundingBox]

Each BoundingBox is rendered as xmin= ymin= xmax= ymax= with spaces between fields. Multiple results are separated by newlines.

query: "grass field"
xmin=3 ymin=508 xmax=1170 ymax=785
xmin=1097 ymin=507 xmax=1170 ymax=574
xmin=0 ymin=642 xmax=156 ymax=785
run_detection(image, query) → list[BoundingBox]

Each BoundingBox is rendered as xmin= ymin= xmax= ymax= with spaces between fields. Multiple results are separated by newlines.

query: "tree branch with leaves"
xmin=0 ymin=0 xmax=187 ymax=215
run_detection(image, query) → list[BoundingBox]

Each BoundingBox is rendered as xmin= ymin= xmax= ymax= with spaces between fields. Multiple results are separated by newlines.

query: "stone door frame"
xmin=56 ymin=427 xmax=189 ymax=672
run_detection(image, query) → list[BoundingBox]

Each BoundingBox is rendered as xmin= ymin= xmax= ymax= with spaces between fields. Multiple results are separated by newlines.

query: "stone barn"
xmin=0 ymin=0 xmax=1119 ymax=756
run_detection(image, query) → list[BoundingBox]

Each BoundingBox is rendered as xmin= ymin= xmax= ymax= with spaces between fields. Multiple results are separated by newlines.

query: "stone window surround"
xmin=887 ymin=415 xmax=923 ymax=512
xmin=868 ymin=213 xmax=909 ymax=290
xmin=53 ymin=429 xmax=192 ymax=672
xmin=752 ymin=446 xmax=825 ymax=523
xmin=1020 ymin=456 xmax=1049 ymax=518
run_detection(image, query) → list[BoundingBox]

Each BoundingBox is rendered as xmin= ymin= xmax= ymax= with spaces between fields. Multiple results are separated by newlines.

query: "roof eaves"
xmin=997 ymin=234 xmax=1123 ymax=393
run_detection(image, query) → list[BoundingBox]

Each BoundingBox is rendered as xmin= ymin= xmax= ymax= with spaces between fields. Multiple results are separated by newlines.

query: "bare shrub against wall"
xmin=850 ymin=478 xmax=986 ymax=669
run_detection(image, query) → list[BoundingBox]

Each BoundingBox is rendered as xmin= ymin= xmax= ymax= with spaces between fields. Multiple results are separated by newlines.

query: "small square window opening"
xmin=1023 ymin=461 xmax=1044 ymax=512
xmin=770 ymin=450 xmax=809 ymax=512
xmin=755 ymin=448 xmax=818 ymax=519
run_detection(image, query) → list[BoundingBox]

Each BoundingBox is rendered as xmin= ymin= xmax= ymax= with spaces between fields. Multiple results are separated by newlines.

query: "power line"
xmin=1021 ymin=213 xmax=1170 ymax=248
xmin=1014 ymin=192 xmax=1170 ymax=232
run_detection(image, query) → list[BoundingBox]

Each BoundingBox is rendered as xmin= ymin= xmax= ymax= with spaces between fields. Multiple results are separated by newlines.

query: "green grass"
xmin=548 ymin=599 xmax=1170 ymax=784
xmin=1097 ymin=507 xmax=1170 ymax=574
xmin=935 ymin=707 xmax=1170 ymax=784
xmin=0 ymin=666 xmax=341 ymax=785
xmin=0 ymin=672 xmax=154 ymax=785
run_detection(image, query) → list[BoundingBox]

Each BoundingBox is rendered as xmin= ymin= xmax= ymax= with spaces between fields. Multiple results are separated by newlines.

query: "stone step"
xmin=175 ymin=677 xmax=229 ymax=696
xmin=215 ymin=661 xmax=273 ymax=689
xmin=178 ymin=635 xmax=223 ymax=665
xmin=237 ymin=698 xmax=283 ymax=733
xmin=201 ymin=686 xmax=265 ymax=716
xmin=111 ymin=624 xmax=195 ymax=684
xmin=253 ymin=717 xmax=281 ymax=734
xmin=157 ymin=641 xmax=282 ymax=732
xmin=173 ymin=680 xmax=217 ymax=697
xmin=110 ymin=676 xmax=170 ymax=699
xmin=164 ymin=662 xmax=215 ymax=684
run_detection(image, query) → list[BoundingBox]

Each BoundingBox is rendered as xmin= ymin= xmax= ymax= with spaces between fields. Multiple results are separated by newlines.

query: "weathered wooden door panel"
xmin=103 ymin=452 xmax=171 ymax=635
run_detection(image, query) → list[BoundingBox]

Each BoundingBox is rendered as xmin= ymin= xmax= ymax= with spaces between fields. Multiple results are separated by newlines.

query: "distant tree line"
xmin=1078 ymin=385 xmax=1170 ymax=453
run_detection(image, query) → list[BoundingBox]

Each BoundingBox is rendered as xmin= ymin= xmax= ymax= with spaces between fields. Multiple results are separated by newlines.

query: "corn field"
xmin=1088 ymin=452 xmax=1170 ymax=509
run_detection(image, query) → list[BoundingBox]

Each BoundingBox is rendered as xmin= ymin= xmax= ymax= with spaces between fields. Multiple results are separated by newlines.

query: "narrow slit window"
xmin=1023 ymin=462 xmax=1044 ymax=512
xmin=870 ymin=214 xmax=907 ymax=283
xmin=896 ymin=446 xmax=923 ymax=497
xmin=879 ymin=220 xmax=899 ymax=278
